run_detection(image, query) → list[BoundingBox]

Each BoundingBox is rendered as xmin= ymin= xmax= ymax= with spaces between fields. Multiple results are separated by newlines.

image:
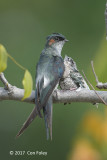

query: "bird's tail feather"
xmin=16 ymin=106 xmax=39 ymax=138
xmin=44 ymin=114 xmax=49 ymax=140
xmin=43 ymin=97 xmax=53 ymax=140
xmin=49 ymin=101 xmax=53 ymax=140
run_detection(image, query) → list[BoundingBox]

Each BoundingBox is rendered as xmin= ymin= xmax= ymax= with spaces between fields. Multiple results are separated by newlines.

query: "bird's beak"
xmin=65 ymin=39 xmax=69 ymax=42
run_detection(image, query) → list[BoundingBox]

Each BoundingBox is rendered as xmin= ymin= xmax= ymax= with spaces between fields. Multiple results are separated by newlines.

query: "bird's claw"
xmin=70 ymin=87 xmax=77 ymax=91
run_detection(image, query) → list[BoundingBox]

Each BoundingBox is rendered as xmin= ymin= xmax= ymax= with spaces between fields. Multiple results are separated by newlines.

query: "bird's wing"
xmin=71 ymin=71 xmax=89 ymax=89
xmin=39 ymin=55 xmax=65 ymax=107
xmin=70 ymin=70 xmax=81 ymax=87
xmin=35 ymin=54 xmax=64 ymax=110
xmin=39 ymin=55 xmax=64 ymax=140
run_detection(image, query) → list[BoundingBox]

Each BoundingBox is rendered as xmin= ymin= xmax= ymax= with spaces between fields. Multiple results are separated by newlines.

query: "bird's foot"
xmin=76 ymin=87 xmax=82 ymax=91
xmin=93 ymin=103 xmax=99 ymax=109
xmin=70 ymin=87 xmax=77 ymax=91
xmin=64 ymin=102 xmax=71 ymax=105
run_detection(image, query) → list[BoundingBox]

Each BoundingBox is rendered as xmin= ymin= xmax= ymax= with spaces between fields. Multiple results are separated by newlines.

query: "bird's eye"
xmin=55 ymin=37 xmax=59 ymax=41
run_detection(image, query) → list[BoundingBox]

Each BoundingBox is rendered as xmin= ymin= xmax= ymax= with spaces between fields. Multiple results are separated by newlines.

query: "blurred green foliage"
xmin=0 ymin=0 xmax=107 ymax=160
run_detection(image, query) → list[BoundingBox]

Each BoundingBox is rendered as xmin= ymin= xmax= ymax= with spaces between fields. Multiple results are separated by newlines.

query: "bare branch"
xmin=0 ymin=87 xmax=35 ymax=103
xmin=91 ymin=61 xmax=107 ymax=89
xmin=0 ymin=87 xmax=107 ymax=105
xmin=96 ymin=82 xmax=107 ymax=89
xmin=0 ymin=72 xmax=12 ymax=90
xmin=91 ymin=61 xmax=99 ymax=84
xmin=82 ymin=70 xmax=107 ymax=106
xmin=0 ymin=72 xmax=107 ymax=106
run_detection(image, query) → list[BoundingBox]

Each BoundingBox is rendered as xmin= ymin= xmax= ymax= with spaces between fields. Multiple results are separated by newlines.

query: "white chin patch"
xmin=53 ymin=41 xmax=65 ymax=55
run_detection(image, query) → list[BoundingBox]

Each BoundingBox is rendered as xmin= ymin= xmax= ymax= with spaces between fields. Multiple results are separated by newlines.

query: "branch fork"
xmin=91 ymin=61 xmax=107 ymax=89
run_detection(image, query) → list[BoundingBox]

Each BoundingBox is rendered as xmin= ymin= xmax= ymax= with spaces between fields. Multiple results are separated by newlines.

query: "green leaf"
xmin=22 ymin=70 xmax=33 ymax=100
xmin=0 ymin=44 xmax=8 ymax=73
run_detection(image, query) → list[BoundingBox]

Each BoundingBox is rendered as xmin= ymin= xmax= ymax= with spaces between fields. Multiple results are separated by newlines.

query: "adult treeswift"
xmin=16 ymin=33 xmax=68 ymax=140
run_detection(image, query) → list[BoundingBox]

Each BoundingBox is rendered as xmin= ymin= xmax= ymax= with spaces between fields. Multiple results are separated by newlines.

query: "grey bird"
xmin=59 ymin=55 xmax=90 ymax=91
xmin=59 ymin=56 xmax=98 ymax=107
xmin=16 ymin=33 xmax=68 ymax=140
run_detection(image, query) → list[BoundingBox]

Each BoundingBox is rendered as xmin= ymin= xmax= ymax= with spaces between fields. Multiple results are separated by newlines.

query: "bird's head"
xmin=64 ymin=55 xmax=77 ymax=69
xmin=46 ymin=33 xmax=68 ymax=55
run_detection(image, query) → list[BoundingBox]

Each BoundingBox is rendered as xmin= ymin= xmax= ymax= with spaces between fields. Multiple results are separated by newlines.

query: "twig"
xmin=0 ymin=72 xmax=12 ymax=91
xmin=96 ymin=82 xmax=107 ymax=89
xmin=82 ymin=70 xmax=107 ymax=106
xmin=91 ymin=61 xmax=107 ymax=89
xmin=91 ymin=61 xmax=99 ymax=84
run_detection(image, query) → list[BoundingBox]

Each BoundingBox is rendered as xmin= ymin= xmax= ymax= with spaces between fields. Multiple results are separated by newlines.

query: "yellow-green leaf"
xmin=22 ymin=70 xmax=33 ymax=100
xmin=0 ymin=44 xmax=8 ymax=73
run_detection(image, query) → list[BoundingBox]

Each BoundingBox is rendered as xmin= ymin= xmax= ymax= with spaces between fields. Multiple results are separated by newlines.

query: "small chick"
xmin=59 ymin=55 xmax=90 ymax=91
xmin=59 ymin=55 xmax=98 ymax=108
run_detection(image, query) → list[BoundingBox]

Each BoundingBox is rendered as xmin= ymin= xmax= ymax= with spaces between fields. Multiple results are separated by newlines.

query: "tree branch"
xmin=0 ymin=72 xmax=12 ymax=90
xmin=0 ymin=71 xmax=107 ymax=106
xmin=0 ymin=86 xmax=107 ymax=105
xmin=82 ymin=70 xmax=107 ymax=105
xmin=91 ymin=61 xmax=107 ymax=89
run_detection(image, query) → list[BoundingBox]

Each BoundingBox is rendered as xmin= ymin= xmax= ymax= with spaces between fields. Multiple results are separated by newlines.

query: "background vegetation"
xmin=0 ymin=0 xmax=107 ymax=159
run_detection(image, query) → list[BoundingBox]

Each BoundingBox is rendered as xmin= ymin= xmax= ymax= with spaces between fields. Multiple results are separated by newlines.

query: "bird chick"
xmin=59 ymin=55 xmax=98 ymax=108
xmin=59 ymin=55 xmax=90 ymax=91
